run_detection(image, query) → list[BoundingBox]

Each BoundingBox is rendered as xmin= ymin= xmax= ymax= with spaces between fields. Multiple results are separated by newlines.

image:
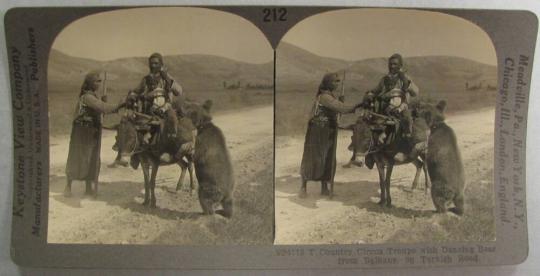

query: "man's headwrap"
xmin=318 ymin=72 xmax=340 ymax=93
xmin=80 ymin=70 xmax=102 ymax=95
xmin=389 ymin=53 xmax=403 ymax=66
xmin=148 ymin=52 xmax=164 ymax=65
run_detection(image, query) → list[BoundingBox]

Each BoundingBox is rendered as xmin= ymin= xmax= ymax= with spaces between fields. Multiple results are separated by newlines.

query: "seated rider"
xmin=142 ymin=87 xmax=176 ymax=145
xmin=112 ymin=53 xmax=195 ymax=164
xmin=363 ymin=53 xmax=418 ymax=138
xmin=134 ymin=53 xmax=182 ymax=137
xmin=376 ymin=88 xmax=413 ymax=144
xmin=141 ymin=87 xmax=196 ymax=162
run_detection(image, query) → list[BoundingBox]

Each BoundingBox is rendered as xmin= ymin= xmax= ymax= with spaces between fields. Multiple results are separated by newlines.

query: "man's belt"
xmin=74 ymin=116 xmax=97 ymax=127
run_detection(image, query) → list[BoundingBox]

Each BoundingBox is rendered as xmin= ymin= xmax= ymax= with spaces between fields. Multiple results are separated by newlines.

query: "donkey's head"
xmin=116 ymin=115 xmax=139 ymax=164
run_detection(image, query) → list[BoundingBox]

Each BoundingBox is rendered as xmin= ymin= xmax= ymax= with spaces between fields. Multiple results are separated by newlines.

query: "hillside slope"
xmin=47 ymin=49 xmax=274 ymax=135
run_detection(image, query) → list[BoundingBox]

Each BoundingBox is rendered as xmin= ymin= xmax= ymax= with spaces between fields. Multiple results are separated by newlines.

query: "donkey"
xmin=342 ymin=117 xmax=430 ymax=191
xmin=116 ymin=109 xmax=196 ymax=208
xmin=107 ymin=129 xmax=194 ymax=194
xmin=363 ymin=107 xmax=431 ymax=207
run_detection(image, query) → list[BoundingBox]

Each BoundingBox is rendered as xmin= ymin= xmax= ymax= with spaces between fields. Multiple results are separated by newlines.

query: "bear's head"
xmin=185 ymin=100 xmax=213 ymax=129
xmin=416 ymin=100 xmax=447 ymax=128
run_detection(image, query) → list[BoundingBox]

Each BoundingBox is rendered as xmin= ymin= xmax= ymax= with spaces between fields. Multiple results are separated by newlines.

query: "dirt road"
xmin=48 ymin=105 xmax=274 ymax=245
xmin=275 ymin=108 xmax=495 ymax=244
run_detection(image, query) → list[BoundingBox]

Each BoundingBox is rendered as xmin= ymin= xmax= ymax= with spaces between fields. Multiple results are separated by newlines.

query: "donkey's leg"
xmin=188 ymin=161 xmax=194 ymax=196
xmin=385 ymin=163 xmax=394 ymax=207
xmin=149 ymin=160 xmax=159 ymax=208
xmin=176 ymin=160 xmax=187 ymax=192
xmin=376 ymin=160 xmax=386 ymax=206
xmin=141 ymin=159 xmax=150 ymax=206
xmin=423 ymin=162 xmax=431 ymax=191
xmin=411 ymin=159 xmax=423 ymax=190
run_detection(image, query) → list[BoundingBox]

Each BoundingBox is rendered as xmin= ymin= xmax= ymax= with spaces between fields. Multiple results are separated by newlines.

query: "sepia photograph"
xmin=275 ymin=8 xmax=497 ymax=244
xmin=3 ymin=3 xmax=537 ymax=271
xmin=47 ymin=7 xmax=274 ymax=245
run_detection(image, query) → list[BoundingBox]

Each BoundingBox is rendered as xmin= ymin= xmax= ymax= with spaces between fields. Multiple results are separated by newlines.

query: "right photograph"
xmin=274 ymin=8 xmax=497 ymax=244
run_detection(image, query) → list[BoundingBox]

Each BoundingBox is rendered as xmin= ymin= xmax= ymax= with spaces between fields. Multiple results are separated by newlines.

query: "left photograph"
xmin=47 ymin=7 xmax=274 ymax=245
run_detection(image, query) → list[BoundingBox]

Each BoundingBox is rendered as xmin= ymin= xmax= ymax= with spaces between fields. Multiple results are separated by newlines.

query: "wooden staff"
xmin=100 ymin=71 xmax=108 ymax=123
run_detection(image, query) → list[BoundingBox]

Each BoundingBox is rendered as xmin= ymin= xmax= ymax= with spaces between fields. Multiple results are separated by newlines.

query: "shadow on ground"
xmin=356 ymin=200 xmax=434 ymax=219
xmin=275 ymin=174 xmax=380 ymax=209
xmin=50 ymin=174 xmax=202 ymax=222
xmin=275 ymin=173 xmax=434 ymax=220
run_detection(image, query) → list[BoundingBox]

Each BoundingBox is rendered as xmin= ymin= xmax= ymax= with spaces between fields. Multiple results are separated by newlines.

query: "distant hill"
xmin=276 ymin=42 xmax=346 ymax=85
xmin=47 ymin=49 xmax=273 ymax=135
xmin=276 ymin=41 xmax=498 ymax=135
xmin=48 ymin=48 xmax=273 ymax=93
xmin=277 ymin=41 xmax=497 ymax=98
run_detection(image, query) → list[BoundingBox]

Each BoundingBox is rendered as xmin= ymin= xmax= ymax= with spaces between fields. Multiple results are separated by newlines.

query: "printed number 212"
xmin=263 ymin=8 xmax=287 ymax=22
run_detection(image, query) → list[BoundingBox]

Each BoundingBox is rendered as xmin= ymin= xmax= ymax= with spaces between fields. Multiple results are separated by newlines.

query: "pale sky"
xmin=281 ymin=8 xmax=497 ymax=65
xmin=52 ymin=7 xmax=273 ymax=64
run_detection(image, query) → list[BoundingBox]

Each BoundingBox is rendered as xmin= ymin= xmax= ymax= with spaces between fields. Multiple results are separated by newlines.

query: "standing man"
xmin=64 ymin=71 xmax=124 ymax=197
